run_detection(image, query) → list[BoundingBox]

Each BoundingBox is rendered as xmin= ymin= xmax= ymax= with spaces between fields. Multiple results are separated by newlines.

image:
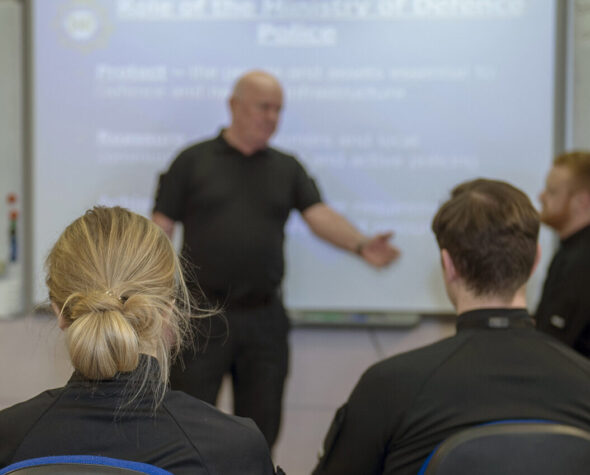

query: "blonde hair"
xmin=46 ymin=206 xmax=198 ymax=405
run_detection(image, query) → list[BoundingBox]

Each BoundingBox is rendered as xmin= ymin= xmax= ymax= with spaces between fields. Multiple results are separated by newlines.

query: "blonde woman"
xmin=0 ymin=207 xmax=277 ymax=474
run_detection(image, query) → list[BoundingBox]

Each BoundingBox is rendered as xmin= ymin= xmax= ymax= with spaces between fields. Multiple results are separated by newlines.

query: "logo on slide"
xmin=55 ymin=0 xmax=113 ymax=52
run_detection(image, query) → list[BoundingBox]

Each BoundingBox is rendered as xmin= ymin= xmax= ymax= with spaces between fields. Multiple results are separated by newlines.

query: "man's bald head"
xmin=225 ymin=70 xmax=284 ymax=155
xmin=231 ymin=70 xmax=283 ymax=101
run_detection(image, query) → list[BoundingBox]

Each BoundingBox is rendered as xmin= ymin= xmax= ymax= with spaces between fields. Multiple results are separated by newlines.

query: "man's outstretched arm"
xmin=302 ymin=203 xmax=400 ymax=267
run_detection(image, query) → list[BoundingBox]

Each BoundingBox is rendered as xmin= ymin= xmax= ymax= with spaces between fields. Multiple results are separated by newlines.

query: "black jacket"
xmin=314 ymin=308 xmax=590 ymax=475
xmin=536 ymin=224 xmax=590 ymax=356
xmin=0 ymin=357 xmax=275 ymax=474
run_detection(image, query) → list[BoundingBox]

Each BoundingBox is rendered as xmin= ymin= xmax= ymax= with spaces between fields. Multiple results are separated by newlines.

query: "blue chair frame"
xmin=418 ymin=419 xmax=590 ymax=475
xmin=0 ymin=455 xmax=173 ymax=475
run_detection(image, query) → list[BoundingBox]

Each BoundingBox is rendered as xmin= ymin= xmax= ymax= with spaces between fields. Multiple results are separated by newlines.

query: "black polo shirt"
xmin=536 ymin=224 xmax=590 ymax=356
xmin=313 ymin=308 xmax=590 ymax=475
xmin=154 ymin=132 xmax=321 ymax=304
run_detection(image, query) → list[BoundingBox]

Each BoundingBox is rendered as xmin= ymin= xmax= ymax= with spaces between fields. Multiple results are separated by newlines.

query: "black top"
xmin=0 ymin=357 xmax=275 ymax=475
xmin=313 ymin=308 xmax=590 ymax=475
xmin=535 ymin=224 xmax=590 ymax=356
xmin=153 ymin=132 xmax=322 ymax=305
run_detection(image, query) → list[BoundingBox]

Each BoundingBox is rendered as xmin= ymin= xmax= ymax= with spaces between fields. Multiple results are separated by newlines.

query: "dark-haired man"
xmin=152 ymin=70 xmax=400 ymax=448
xmin=536 ymin=151 xmax=590 ymax=356
xmin=313 ymin=178 xmax=590 ymax=475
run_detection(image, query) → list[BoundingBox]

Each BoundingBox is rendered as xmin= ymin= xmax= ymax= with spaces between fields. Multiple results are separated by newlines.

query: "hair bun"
xmin=68 ymin=290 xmax=124 ymax=319
xmin=46 ymin=206 xmax=200 ymax=400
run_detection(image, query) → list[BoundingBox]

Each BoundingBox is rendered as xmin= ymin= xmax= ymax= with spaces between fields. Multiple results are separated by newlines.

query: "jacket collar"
xmin=561 ymin=223 xmax=590 ymax=248
xmin=456 ymin=308 xmax=534 ymax=331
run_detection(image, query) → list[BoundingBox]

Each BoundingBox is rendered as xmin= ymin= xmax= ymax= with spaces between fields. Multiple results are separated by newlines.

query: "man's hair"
xmin=431 ymin=178 xmax=539 ymax=298
xmin=554 ymin=151 xmax=590 ymax=193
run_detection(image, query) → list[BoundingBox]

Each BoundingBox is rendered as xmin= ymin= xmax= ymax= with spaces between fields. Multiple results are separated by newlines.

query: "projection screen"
xmin=32 ymin=0 xmax=557 ymax=313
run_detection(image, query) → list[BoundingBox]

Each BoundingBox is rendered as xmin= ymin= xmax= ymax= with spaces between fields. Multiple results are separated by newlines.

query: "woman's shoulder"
xmin=162 ymin=390 xmax=275 ymax=474
xmin=163 ymin=389 xmax=264 ymax=438
xmin=0 ymin=387 xmax=63 ymax=426
xmin=0 ymin=387 xmax=64 ymax=467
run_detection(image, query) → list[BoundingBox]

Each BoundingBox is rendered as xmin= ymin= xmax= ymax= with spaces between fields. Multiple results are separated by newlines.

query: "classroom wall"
xmin=1 ymin=2 xmax=590 ymax=473
xmin=0 ymin=0 xmax=24 ymax=317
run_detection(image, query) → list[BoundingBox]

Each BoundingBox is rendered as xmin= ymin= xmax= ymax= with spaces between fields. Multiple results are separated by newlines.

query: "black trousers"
xmin=170 ymin=295 xmax=290 ymax=448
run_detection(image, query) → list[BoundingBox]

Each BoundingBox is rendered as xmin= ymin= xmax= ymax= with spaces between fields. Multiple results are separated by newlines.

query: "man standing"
xmin=313 ymin=178 xmax=590 ymax=475
xmin=152 ymin=70 xmax=400 ymax=447
xmin=536 ymin=151 xmax=590 ymax=356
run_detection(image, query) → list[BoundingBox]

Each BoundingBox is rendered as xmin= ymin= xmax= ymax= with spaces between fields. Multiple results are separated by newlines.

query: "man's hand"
xmin=303 ymin=203 xmax=401 ymax=267
xmin=358 ymin=232 xmax=400 ymax=267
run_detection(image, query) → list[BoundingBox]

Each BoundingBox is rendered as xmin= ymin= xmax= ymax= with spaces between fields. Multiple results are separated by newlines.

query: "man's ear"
xmin=441 ymin=249 xmax=458 ymax=282
xmin=576 ymin=189 xmax=590 ymax=211
xmin=228 ymin=95 xmax=238 ymax=113
xmin=51 ymin=301 xmax=68 ymax=330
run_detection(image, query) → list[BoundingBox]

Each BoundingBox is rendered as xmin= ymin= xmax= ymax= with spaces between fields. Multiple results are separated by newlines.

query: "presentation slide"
xmin=33 ymin=0 xmax=557 ymax=312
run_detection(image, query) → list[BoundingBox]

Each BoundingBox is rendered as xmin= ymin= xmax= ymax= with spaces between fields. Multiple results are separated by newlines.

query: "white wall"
xmin=0 ymin=0 xmax=24 ymax=317
xmin=572 ymin=0 xmax=590 ymax=148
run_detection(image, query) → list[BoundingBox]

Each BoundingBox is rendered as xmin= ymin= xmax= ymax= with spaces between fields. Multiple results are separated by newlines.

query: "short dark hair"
xmin=431 ymin=178 xmax=539 ymax=297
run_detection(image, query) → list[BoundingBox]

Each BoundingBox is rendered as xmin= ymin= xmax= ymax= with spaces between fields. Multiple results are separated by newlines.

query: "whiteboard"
xmin=31 ymin=0 xmax=558 ymax=312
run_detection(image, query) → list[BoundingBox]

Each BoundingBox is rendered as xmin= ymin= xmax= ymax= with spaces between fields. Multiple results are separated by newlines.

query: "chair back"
xmin=419 ymin=420 xmax=590 ymax=475
xmin=0 ymin=455 xmax=173 ymax=475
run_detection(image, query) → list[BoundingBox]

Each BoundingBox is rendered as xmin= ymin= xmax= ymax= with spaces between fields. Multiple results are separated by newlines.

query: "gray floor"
xmin=0 ymin=313 xmax=455 ymax=474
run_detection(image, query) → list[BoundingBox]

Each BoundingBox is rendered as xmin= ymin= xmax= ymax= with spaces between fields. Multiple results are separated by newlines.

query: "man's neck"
xmin=222 ymin=127 xmax=264 ymax=156
xmin=557 ymin=218 xmax=590 ymax=240
xmin=454 ymin=290 xmax=527 ymax=316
